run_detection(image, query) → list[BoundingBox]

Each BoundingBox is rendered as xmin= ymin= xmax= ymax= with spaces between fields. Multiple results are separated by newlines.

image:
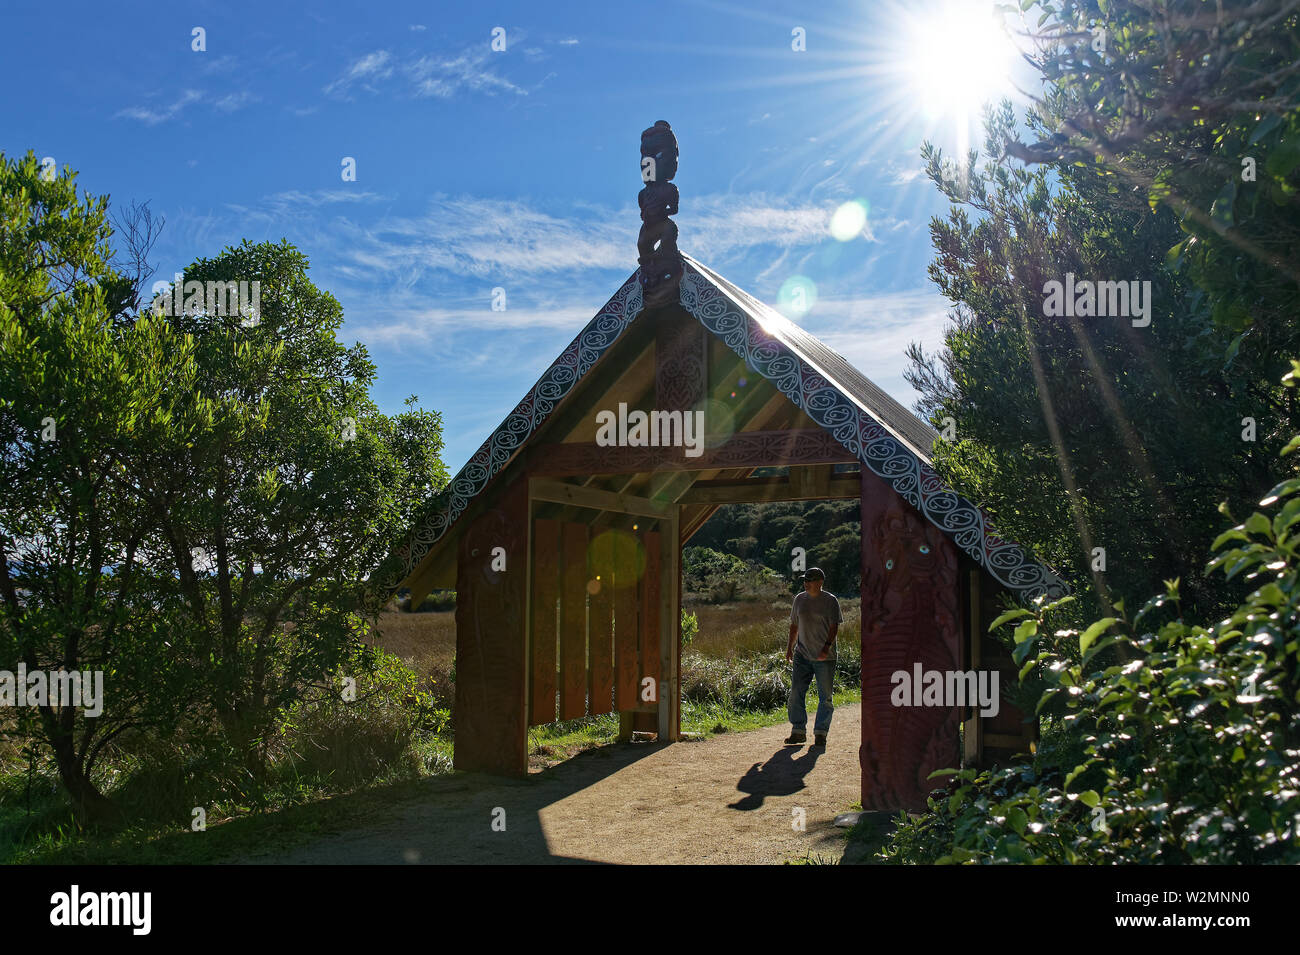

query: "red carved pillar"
xmin=859 ymin=468 xmax=962 ymax=811
xmin=453 ymin=476 xmax=529 ymax=775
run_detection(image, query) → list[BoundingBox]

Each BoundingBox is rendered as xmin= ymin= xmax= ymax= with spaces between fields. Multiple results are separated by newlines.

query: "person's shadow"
xmin=727 ymin=746 xmax=823 ymax=811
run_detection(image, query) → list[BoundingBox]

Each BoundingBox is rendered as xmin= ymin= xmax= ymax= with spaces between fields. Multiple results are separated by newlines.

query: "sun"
xmin=891 ymin=1 xmax=1024 ymax=144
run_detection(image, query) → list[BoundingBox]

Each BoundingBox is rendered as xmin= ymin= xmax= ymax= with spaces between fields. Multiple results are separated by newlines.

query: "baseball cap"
xmin=801 ymin=567 xmax=825 ymax=581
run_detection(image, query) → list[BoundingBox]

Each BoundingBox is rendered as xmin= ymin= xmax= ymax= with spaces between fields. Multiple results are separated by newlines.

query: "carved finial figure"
xmin=637 ymin=120 xmax=683 ymax=308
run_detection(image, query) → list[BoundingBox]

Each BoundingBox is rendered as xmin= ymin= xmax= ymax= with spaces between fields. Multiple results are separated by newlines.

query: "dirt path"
xmin=240 ymin=704 xmax=866 ymax=864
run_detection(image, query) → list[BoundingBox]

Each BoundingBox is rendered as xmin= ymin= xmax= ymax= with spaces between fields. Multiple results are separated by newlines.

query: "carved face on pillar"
xmin=859 ymin=489 xmax=962 ymax=811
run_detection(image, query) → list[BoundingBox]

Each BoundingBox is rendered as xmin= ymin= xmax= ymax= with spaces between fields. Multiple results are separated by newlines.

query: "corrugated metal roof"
xmin=686 ymin=256 xmax=939 ymax=462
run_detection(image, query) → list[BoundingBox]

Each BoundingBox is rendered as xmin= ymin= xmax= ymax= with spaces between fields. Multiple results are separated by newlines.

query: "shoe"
xmin=784 ymin=731 xmax=806 ymax=745
xmin=813 ymin=733 xmax=826 ymax=747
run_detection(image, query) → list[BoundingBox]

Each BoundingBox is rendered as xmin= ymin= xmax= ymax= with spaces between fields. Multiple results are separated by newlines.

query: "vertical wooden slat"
xmin=588 ymin=533 xmax=614 ymax=716
xmin=529 ymin=518 xmax=560 ymax=726
xmin=640 ymin=528 xmax=662 ymax=710
xmin=613 ymin=531 xmax=640 ymax=711
xmin=559 ymin=522 xmax=589 ymax=720
xmin=674 ymin=520 xmax=683 ymax=738
xmin=658 ymin=508 xmax=679 ymax=741
xmin=963 ymin=567 xmax=983 ymax=765
xmin=977 ymin=579 xmax=1037 ymax=759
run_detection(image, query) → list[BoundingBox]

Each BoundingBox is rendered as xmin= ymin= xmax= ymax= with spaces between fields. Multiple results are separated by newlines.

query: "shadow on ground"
xmin=229 ymin=740 xmax=671 ymax=864
xmin=728 ymin=747 xmax=824 ymax=811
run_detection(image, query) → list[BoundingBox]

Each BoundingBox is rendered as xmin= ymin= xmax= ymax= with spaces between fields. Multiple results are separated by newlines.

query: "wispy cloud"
xmin=324 ymin=49 xmax=394 ymax=95
xmin=315 ymin=192 xmax=852 ymax=285
xmin=322 ymin=44 xmax=528 ymax=100
xmin=406 ymin=48 xmax=526 ymax=98
xmin=214 ymin=91 xmax=258 ymax=112
xmin=798 ymin=289 xmax=951 ymax=400
xmin=224 ymin=189 xmax=390 ymax=227
xmin=115 ymin=89 xmax=204 ymax=125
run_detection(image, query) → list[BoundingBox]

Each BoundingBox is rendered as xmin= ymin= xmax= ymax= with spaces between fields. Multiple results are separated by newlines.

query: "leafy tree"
xmin=127 ymin=238 xmax=448 ymax=775
xmin=691 ymin=499 xmax=862 ymax=596
xmin=908 ymin=102 xmax=1276 ymax=623
xmin=1006 ymin=0 xmax=1300 ymax=373
xmin=879 ymin=363 xmax=1300 ymax=863
xmin=0 ymin=151 xmax=199 ymax=821
xmin=682 ymin=546 xmax=786 ymax=603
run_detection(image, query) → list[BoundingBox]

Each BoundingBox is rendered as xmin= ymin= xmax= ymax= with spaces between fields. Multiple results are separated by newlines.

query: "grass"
xmin=1 ymin=594 xmax=862 ymax=864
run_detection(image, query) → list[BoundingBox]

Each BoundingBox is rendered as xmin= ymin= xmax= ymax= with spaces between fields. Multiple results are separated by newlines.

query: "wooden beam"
xmin=531 ymin=429 xmax=855 ymax=476
xmin=680 ymin=473 xmax=860 ymax=505
xmin=529 ymin=477 xmax=670 ymax=518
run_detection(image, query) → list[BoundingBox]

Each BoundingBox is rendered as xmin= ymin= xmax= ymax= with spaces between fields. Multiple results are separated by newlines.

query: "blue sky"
xmin=0 ymin=0 xmax=1036 ymax=474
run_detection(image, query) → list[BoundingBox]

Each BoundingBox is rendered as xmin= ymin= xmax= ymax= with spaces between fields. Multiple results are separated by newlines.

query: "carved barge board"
xmin=859 ymin=468 xmax=962 ymax=811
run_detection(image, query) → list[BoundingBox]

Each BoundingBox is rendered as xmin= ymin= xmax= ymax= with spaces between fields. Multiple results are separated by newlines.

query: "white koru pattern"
xmin=373 ymin=275 xmax=644 ymax=597
xmin=376 ymin=262 xmax=1066 ymax=605
xmin=677 ymin=264 xmax=1068 ymax=602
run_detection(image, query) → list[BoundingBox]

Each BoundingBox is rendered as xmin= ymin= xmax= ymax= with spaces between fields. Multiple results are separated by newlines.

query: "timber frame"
xmin=378 ymin=257 xmax=1067 ymax=810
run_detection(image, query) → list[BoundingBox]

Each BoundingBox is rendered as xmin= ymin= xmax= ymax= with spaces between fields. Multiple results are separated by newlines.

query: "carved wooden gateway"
xmin=374 ymin=124 xmax=1067 ymax=810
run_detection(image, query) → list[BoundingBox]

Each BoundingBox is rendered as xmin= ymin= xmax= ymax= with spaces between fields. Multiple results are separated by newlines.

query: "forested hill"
xmin=688 ymin=499 xmax=862 ymax=598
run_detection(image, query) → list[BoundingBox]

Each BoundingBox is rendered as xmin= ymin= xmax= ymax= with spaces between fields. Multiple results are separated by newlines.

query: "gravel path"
xmin=241 ymin=704 xmax=864 ymax=864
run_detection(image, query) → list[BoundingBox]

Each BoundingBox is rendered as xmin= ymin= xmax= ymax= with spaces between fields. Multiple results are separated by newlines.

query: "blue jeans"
xmin=788 ymin=650 xmax=835 ymax=734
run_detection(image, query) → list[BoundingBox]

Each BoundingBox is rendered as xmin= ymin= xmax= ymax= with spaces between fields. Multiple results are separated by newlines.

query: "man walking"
xmin=785 ymin=567 xmax=842 ymax=747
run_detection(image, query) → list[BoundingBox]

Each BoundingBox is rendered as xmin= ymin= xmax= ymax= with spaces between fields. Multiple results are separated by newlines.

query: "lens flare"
xmin=777 ymin=275 xmax=818 ymax=318
xmin=829 ymin=200 xmax=869 ymax=241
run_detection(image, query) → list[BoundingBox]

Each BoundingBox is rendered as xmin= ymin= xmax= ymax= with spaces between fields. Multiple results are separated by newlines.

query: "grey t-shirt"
xmin=790 ymin=590 xmax=843 ymax=661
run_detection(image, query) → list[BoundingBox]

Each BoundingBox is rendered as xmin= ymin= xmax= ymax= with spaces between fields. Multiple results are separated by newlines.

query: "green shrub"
xmin=878 ymin=369 xmax=1300 ymax=863
xmin=681 ymin=610 xmax=699 ymax=648
xmin=274 ymin=643 xmax=448 ymax=789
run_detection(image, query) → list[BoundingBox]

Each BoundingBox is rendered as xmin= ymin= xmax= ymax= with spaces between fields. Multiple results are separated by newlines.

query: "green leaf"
xmin=1079 ymin=617 xmax=1117 ymax=653
xmin=1265 ymin=138 xmax=1300 ymax=178
xmin=1212 ymin=528 xmax=1250 ymax=550
xmin=1248 ymin=114 xmax=1283 ymax=144
xmin=1243 ymin=512 xmax=1272 ymax=537
xmin=989 ymin=608 xmax=1032 ymax=632
xmin=1007 ymin=807 xmax=1028 ymax=835
xmin=1013 ymin=619 xmax=1038 ymax=644
xmin=1078 ymin=790 xmax=1100 ymax=808
xmin=1209 ymin=180 xmax=1237 ymax=228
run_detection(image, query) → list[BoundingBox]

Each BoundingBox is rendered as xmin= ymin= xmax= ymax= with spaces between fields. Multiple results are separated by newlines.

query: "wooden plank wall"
xmin=640 ymin=528 xmax=662 ymax=708
xmin=588 ymin=542 xmax=614 ymax=716
xmin=528 ymin=521 xmax=664 ymax=727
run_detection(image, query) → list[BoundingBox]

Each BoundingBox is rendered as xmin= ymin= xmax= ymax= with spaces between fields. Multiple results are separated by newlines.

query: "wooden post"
xmin=659 ymin=506 xmax=680 ymax=741
xmin=859 ymin=468 xmax=963 ymax=811
xmin=963 ymin=568 xmax=983 ymax=766
xmin=453 ymin=476 xmax=530 ymax=775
